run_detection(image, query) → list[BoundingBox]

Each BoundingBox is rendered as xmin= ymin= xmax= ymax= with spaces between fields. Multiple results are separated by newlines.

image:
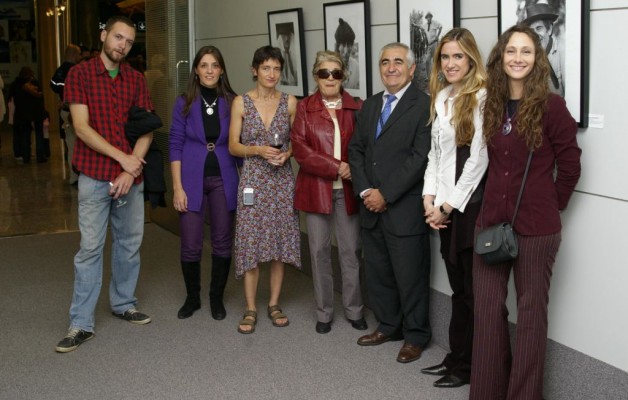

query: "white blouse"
xmin=422 ymin=87 xmax=488 ymax=212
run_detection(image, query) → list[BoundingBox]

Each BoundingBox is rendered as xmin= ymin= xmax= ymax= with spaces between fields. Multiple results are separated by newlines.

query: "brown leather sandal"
xmin=237 ymin=310 xmax=257 ymax=334
xmin=267 ymin=305 xmax=289 ymax=327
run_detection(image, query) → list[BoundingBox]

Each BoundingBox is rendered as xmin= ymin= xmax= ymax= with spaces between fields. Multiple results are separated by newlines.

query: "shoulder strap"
xmin=510 ymin=151 xmax=533 ymax=226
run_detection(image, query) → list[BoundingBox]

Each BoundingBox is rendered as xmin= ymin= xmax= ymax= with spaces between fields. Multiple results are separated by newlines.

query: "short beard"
xmin=103 ymin=47 xmax=125 ymax=65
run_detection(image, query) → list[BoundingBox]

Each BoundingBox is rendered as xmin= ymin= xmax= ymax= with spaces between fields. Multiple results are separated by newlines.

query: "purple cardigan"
xmin=169 ymin=95 xmax=241 ymax=212
xmin=478 ymin=94 xmax=581 ymax=235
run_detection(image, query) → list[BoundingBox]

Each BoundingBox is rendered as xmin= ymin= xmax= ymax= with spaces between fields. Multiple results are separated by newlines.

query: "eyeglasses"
xmin=316 ymin=69 xmax=344 ymax=80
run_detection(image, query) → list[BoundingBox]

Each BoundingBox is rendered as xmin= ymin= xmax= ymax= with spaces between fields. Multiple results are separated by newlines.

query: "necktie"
xmin=376 ymin=94 xmax=396 ymax=139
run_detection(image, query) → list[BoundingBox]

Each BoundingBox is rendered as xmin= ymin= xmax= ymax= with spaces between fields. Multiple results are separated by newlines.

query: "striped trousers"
xmin=470 ymin=232 xmax=561 ymax=400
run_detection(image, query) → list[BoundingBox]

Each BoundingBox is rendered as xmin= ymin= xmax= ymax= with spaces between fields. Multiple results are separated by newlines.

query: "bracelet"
xmin=439 ymin=205 xmax=450 ymax=216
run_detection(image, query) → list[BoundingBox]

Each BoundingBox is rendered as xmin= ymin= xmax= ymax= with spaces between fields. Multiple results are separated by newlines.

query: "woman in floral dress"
xmin=229 ymin=46 xmax=300 ymax=334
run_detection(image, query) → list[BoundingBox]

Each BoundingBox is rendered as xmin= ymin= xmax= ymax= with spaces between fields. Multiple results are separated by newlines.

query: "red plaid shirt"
xmin=64 ymin=56 xmax=153 ymax=182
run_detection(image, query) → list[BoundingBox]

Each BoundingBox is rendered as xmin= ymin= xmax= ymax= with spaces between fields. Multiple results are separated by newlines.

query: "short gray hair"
xmin=378 ymin=42 xmax=416 ymax=66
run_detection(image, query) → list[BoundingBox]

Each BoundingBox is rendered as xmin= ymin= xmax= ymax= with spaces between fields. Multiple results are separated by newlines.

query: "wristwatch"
xmin=439 ymin=205 xmax=450 ymax=216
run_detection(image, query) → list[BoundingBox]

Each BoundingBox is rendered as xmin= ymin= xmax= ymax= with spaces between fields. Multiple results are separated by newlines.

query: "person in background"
xmin=55 ymin=16 xmax=154 ymax=353
xmin=9 ymin=66 xmax=46 ymax=163
xmin=229 ymin=46 xmax=300 ymax=334
xmin=348 ymin=43 xmax=432 ymax=364
xmin=334 ymin=18 xmax=359 ymax=90
xmin=469 ymin=25 xmax=581 ymax=400
xmin=51 ymin=43 xmax=82 ymax=184
xmin=423 ymin=12 xmax=443 ymax=82
xmin=291 ymin=50 xmax=367 ymax=334
xmin=0 ymin=74 xmax=5 ymax=124
xmin=169 ymin=45 xmax=240 ymax=320
xmin=276 ymin=24 xmax=297 ymax=86
xmin=522 ymin=0 xmax=564 ymax=96
xmin=420 ymin=28 xmax=488 ymax=389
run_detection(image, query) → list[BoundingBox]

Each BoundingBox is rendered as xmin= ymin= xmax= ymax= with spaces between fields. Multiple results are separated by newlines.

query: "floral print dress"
xmin=234 ymin=92 xmax=301 ymax=278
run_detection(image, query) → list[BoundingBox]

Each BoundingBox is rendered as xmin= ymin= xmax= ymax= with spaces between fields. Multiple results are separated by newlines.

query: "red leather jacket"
xmin=292 ymin=91 xmax=362 ymax=215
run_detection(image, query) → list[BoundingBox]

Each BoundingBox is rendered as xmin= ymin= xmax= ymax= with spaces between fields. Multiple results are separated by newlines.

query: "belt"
xmin=206 ymin=142 xmax=216 ymax=152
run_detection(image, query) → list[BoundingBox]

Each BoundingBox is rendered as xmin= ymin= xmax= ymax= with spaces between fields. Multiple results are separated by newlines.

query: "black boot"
xmin=209 ymin=255 xmax=231 ymax=320
xmin=178 ymin=261 xmax=201 ymax=319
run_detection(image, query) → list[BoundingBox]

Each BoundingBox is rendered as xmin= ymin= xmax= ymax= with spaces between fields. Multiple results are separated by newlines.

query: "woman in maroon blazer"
xmin=470 ymin=25 xmax=581 ymax=400
xmin=291 ymin=50 xmax=367 ymax=334
xmin=169 ymin=46 xmax=240 ymax=321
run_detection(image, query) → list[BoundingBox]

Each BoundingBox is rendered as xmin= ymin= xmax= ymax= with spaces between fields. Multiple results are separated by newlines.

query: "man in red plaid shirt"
xmin=56 ymin=16 xmax=154 ymax=353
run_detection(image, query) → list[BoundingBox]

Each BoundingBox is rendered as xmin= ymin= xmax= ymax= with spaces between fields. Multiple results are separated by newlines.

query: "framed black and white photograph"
xmin=499 ymin=0 xmax=589 ymax=127
xmin=397 ymin=0 xmax=460 ymax=93
xmin=324 ymin=0 xmax=371 ymax=99
xmin=268 ymin=8 xmax=308 ymax=97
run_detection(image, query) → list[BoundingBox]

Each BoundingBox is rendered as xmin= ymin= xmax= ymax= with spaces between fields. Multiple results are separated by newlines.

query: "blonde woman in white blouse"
xmin=421 ymin=27 xmax=488 ymax=389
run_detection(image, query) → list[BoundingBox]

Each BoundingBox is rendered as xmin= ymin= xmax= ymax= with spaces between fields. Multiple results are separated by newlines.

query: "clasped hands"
xmin=260 ymin=146 xmax=289 ymax=167
xmin=119 ymin=153 xmax=146 ymax=178
xmin=423 ymin=195 xmax=451 ymax=230
xmin=363 ymin=189 xmax=387 ymax=213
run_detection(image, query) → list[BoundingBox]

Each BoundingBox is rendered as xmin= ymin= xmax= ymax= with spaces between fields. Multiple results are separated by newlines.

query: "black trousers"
xmin=440 ymin=227 xmax=474 ymax=380
xmin=362 ymin=222 xmax=432 ymax=346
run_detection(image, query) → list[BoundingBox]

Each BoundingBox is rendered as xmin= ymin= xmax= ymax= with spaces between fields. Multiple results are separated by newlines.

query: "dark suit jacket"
xmin=348 ymin=84 xmax=432 ymax=236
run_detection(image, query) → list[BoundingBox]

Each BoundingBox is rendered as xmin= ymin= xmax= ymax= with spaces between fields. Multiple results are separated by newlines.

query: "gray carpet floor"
xmin=0 ymin=224 xmax=469 ymax=400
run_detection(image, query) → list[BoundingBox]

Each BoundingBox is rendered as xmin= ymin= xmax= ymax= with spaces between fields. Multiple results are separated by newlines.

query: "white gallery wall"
xmin=194 ymin=0 xmax=628 ymax=372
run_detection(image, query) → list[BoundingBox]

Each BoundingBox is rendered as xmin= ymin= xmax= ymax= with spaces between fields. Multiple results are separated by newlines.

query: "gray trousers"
xmin=305 ymin=189 xmax=364 ymax=323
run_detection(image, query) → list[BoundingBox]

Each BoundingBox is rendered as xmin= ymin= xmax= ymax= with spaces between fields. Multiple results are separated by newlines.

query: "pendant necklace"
xmin=201 ymin=95 xmax=217 ymax=115
xmin=322 ymin=98 xmax=342 ymax=108
xmin=502 ymin=103 xmax=514 ymax=135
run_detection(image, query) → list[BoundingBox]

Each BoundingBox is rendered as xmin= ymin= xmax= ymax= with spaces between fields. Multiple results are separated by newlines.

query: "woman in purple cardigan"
xmin=470 ymin=25 xmax=581 ymax=400
xmin=169 ymin=46 xmax=240 ymax=320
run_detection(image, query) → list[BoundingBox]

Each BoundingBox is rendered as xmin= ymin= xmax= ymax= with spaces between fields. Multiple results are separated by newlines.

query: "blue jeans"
xmin=69 ymin=174 xmax=145 ymax=332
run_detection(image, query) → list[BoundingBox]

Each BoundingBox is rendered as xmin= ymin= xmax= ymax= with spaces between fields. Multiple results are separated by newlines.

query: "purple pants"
xmin=179 ymin=176 xmax=234 ymax=261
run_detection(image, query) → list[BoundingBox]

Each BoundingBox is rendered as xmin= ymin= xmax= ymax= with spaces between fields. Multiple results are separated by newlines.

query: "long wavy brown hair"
xmin=182 ymin=46 xmax=237 ymax=116
xmin=428 ymin=28 xmax=487 ymax=146
xmin=483 ymin=24 xmax=551 ymax=149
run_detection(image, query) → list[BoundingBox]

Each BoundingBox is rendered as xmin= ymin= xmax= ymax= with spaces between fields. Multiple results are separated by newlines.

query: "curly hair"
xmin=428 ymin=28 xmax=487 ymax=146
xmin=483 ymin=24 xmax=551 ymax=150
xmin=183 ymin=46 xmax=237 ymax=116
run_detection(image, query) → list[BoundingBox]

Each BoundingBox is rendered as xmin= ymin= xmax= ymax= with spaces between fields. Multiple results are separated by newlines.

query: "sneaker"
xmin=112 ymin=307 xmax=152 ymax=325
xmin=55 ymin=328 xmax=94 ymax=353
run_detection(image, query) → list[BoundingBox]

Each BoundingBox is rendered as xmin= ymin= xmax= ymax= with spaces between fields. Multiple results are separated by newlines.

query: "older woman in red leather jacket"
xmin=291 ymin=50 xmax=367 ymax=334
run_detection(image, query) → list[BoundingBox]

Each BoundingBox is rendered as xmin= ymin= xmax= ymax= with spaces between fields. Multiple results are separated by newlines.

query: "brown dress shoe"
xmin=357 ymin=330 xmax=402 ymax=346
xmin=396 ymin=342 xmax=423 ymax=363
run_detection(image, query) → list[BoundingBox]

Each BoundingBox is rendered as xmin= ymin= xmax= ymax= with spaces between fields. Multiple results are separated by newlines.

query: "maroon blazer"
xmin=291 ymin=90 xmax=361 ymax=215
xmin=478 ymin=94 xmax=581 ymax=235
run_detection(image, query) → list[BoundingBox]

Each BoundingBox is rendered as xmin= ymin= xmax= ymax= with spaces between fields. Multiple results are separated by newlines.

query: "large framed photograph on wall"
xmin=268 ymin=8 xmax=308 ymax=97
xmin=499 ymin=0 xmax=589 ymax=127
xmin=397 ymin=0 xmax=460 ymax=93
xmin=324 ymin=0 xmax=371 ymax=99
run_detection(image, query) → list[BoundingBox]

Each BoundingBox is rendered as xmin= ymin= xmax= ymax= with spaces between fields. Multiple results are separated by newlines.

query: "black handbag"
xmin=475 ymin=151 xmax=533 ymax=265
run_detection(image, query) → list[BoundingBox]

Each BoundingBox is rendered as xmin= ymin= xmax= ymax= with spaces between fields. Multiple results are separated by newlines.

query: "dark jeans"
xmin=13 ymin=120 xmax=45 ymax=162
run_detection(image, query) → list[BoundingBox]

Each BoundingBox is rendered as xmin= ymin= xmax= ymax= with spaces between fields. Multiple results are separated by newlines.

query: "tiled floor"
xmin=0 ymin=124 xmax=79 ymax=237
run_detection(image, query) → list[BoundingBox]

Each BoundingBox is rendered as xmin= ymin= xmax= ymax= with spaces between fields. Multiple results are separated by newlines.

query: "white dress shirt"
xmin=422 ymin=87 xmax=488 ymax=212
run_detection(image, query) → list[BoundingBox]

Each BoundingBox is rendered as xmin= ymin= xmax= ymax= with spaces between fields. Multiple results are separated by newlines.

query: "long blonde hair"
xmin=483 ymin=25 xmax=551 ymax=149
xmin=428 ymin=28 xmax=486 ymax=146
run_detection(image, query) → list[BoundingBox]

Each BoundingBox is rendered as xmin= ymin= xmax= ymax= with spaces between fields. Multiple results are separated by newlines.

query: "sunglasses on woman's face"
xmin=316 ymin=69 xmax=344 ymax=80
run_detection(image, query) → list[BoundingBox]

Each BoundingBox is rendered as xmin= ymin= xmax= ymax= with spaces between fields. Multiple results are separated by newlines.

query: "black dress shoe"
xmin=421 ymin=363 xmax=451 ymax=376
xmin=316 ymin=321 xmax=331 ymax=334
xmin=348 ymin=317 xmax=368 ymax=330
xmin=433 ymin=374 xmax=469 ymax=388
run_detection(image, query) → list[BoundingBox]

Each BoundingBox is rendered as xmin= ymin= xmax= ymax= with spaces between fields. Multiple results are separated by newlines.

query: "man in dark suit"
xmin=348 ymin=42 xmax=432 ymax=363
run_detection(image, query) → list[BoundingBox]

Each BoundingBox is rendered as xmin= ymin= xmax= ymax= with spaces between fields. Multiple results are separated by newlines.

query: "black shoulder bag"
xmin=474 ymin=151 xmax=533 ymax=265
